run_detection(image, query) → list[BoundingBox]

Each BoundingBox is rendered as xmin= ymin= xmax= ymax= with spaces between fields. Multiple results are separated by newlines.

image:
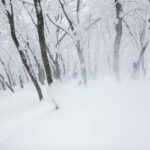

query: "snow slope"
xmin=0 ymin=79 xmax=150 ymax=150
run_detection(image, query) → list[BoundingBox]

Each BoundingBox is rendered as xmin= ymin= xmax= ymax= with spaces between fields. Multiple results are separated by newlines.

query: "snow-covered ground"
xmin=0 ymin=79 xmax=150 ymax=150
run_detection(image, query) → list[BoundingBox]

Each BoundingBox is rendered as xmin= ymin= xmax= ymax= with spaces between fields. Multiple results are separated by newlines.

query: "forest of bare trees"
xmin=0 ymin=0 xmax=150 ymax=100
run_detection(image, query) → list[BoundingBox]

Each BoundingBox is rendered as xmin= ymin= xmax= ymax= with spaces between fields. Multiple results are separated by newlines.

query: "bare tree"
xmin=2 ymin=0 xmax=43 ymax=100
xmin=34 ymin=0 xmax=53 ymax=85
xmin=58 ymin=0 xmax=88 ymax=85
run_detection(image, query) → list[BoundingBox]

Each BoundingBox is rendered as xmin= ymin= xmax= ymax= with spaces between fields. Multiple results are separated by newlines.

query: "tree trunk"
xmin=53 ymin=58 xmax=61 ymax=79
xmin=0 ymin=74 xmax=14 ymax=92
xmin=19 ymin=75 xmax=24 ymax=89
xmin=26 ymin=41 xmax=45 ymax=85
xmin=76 ymin=40 xmax=87 ymax=85
xmin=0 ymin=80 xmax=6 ymax=91
xmin=113 ymin=1 xmax=123 ymax=81
xmin=34 ymin=0 xmax=53 ymax=85
xmin=133 ymin=41 xmax=148 ymax=78
xmin=0 ymin=57 xmax=13 ymax=88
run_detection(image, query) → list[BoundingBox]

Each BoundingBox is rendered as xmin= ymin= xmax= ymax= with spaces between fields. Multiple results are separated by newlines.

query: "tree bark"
xmin=0 ymin=57 xmax=13 ymax=87
xmin=0 ymin=80 xmax=6 ymax=91
xmin=133 ymin=41 xmax=148 ymax=78
xmin=26 ymin=41 xmax=45 ymax=85
xmin=113 ymin=1 xmax=123 ymax=81
xmin=76 ymin=40 xmax=87 ymax=85
xmin=34 ymin=0 xmax=53 ymax=85
xmin=19 ymin=75 xmax=24 ymax=89
xmin=0 ymin=74 xmax=14 ymax=92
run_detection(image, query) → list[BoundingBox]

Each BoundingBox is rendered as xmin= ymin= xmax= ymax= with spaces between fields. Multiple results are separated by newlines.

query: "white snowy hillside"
xmin=0 ymin=80 xmax=150 ymax=150
xmin=1 ymin=0 xmax=150 ymax=149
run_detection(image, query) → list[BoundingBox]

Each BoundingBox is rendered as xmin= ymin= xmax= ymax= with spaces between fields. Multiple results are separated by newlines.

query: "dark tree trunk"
xmin=34 ymin=0 xmax=53 ymax=85
xmin=46 ymin=47 xmax=61 ymax=80
xmin=0 ymin=80 xmax=6 ymax=91
xmin=0 ymin=57 xmax=13 ymax=88
xmin=19 ymin=75 xmax=24 ymax=89
xmin=53 ymin=56 xmax=61 ymax=80
xmin=24 ymin=67 xmax=30 ymax=83
xmin=0 ymin=74 xmax=14 ymax=92
xmin=113 ymin=1 xmax=123 ymax=81
xmin=26 ymin=41 xmax=45 ymax=85
xmin=6 ymin=71 xmax=12 ymax=87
